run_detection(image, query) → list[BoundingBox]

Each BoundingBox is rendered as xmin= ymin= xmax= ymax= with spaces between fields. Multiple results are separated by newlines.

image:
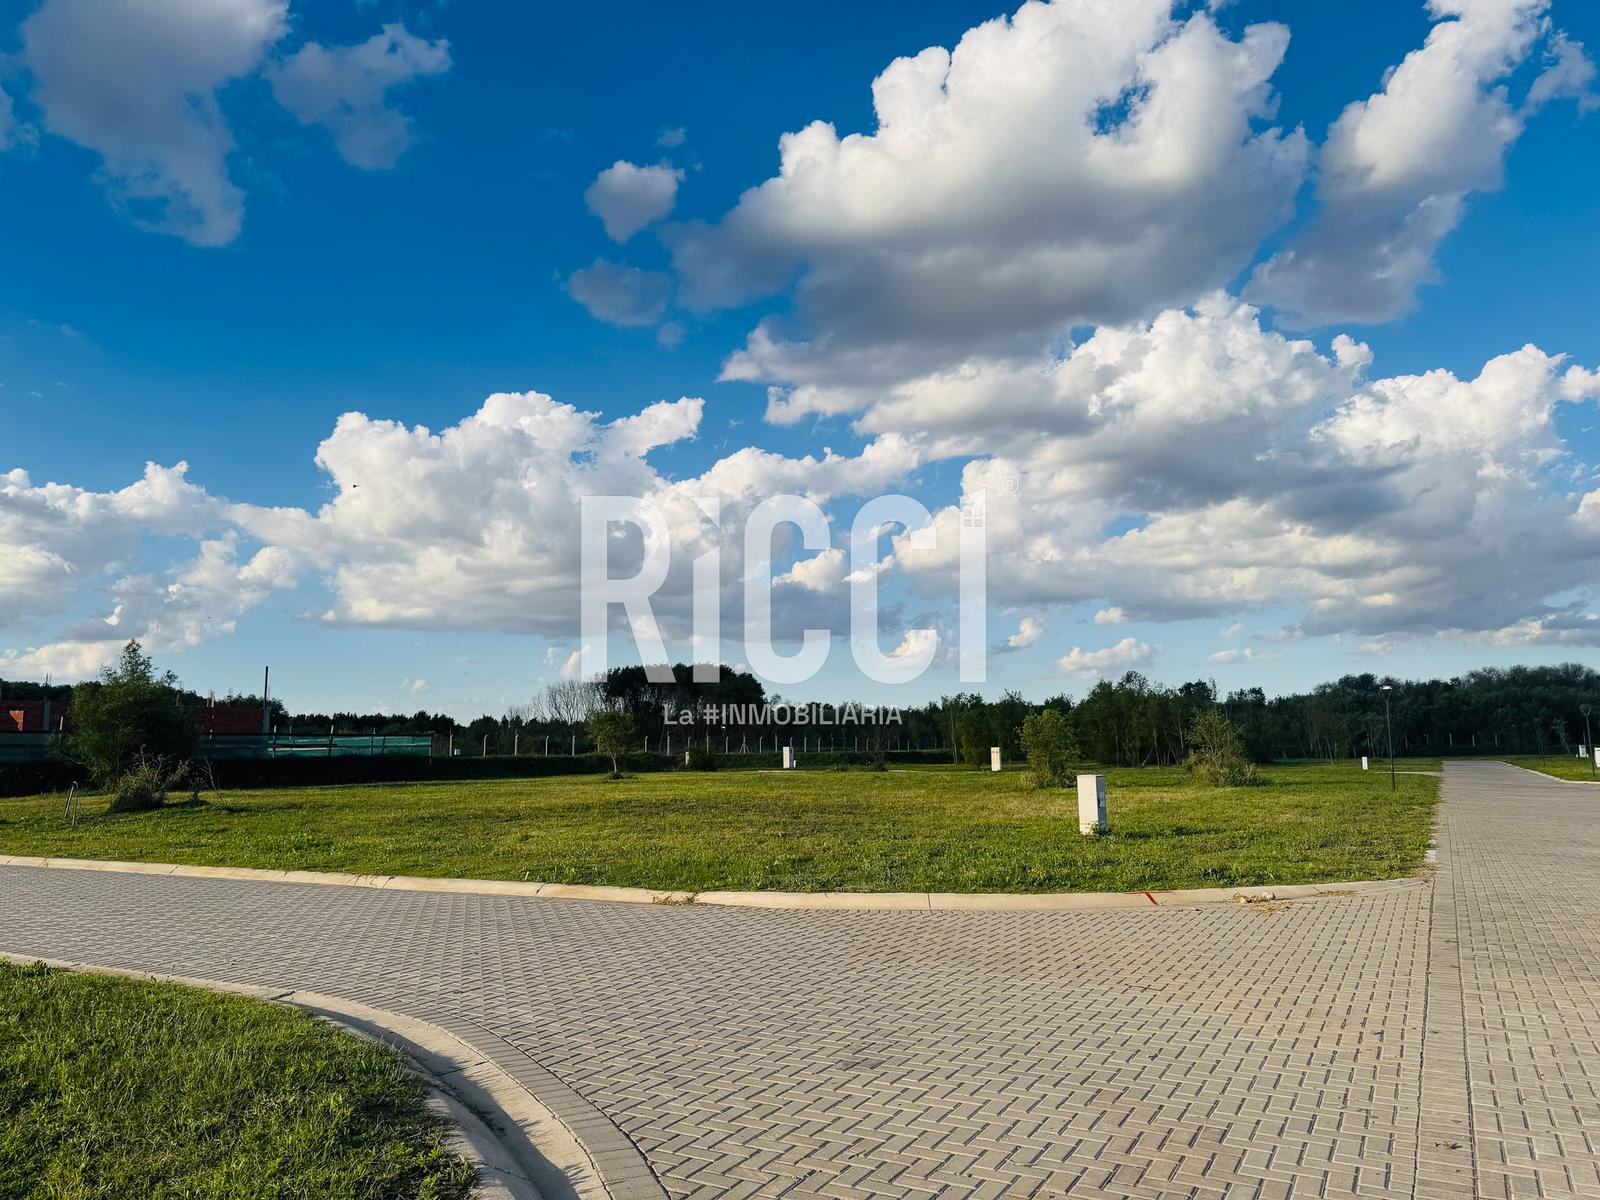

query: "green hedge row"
xmin=0 ymin=761 xmax=85 ymax=798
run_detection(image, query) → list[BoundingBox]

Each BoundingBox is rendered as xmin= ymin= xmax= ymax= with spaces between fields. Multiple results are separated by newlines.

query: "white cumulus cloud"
xmin=21 ymin=0 xmax=289 ymax=245
xmin=1248 ymin=0 xmax=1593 ymax=325
xmin=1058 ymin=637 xmax=1153 ymax=679
xmin=669 ymin=0 xmax=1306 ymax=405
xmin=883 ymin=296 xmax=1600 ymax=648
xmin=1008 ymin=617 xmax=1044 ymax=648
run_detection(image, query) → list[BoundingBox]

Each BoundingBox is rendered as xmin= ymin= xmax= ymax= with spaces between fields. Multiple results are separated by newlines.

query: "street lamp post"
xmin=1382 ymin=685 xmax=1396 ymax=792
xmin=1583 ymin=704 xmax=1595 ymax=780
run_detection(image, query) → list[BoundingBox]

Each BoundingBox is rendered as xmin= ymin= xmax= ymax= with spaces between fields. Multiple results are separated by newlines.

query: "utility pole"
xmin=1382 ymin=684 xmax=1396 ymax=793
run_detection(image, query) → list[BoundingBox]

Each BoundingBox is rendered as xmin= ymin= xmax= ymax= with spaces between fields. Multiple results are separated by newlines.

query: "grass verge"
xmin=0 ymin=961 xmax=475 ymax=1200
xmin=0 ymin=762 xmax=1436 ymax=893
xmin=1505 ymin=755 xmax=1600 ymax=782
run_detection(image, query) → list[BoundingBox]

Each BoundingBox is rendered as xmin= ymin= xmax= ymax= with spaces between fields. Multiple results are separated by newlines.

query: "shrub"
xmin=108 ymin=756 xmax=189 ymax=814
xmin=1182 ymin=709 xmax=1263 ymax=788
xmin=1020 ymin=709 xmax=1079 ymax=788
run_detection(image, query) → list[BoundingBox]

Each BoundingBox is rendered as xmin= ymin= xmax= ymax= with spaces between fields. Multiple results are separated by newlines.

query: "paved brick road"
xmin=1418 ymin=762 xmax=1600 ymax=1200
xmin=0 ymin=761 xmax=1595 ymax=1198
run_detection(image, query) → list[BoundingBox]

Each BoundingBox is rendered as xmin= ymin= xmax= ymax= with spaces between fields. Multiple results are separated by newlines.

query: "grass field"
xmin=0 ymin=961 xmax=474 ymax=1200
xmin=1506 ymin=755 xmax=1600 ymax=782
xmin=0 ymin=762 xmax=1437 ymax=893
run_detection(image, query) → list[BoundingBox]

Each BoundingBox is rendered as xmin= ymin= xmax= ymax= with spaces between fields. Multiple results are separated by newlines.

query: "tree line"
xmin=7 ymin=650 xmax=1597 ymax=766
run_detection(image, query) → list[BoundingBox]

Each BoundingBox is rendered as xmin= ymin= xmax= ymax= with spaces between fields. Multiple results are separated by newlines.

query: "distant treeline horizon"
xmin=4 ymin=658 xmax=1596 ymax=767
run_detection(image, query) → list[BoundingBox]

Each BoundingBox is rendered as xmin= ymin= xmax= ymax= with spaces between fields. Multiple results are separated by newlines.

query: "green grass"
xmin=0 ymin=762 xmax=1436 ymax=893
xmin=0 ymin=961 xmax=475 ymax=1200
xmin=1506 ymin=755 xmax=1600 ymax=782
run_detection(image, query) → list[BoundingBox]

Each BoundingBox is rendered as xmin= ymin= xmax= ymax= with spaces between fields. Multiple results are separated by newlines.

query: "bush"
xmin=1183 ymin=709 xmax=1263 ymax=788
xmin=108 ymin=756 xmax=189 ymax=814
xmin=1020 ymin=709 xmax=1079 ymax=788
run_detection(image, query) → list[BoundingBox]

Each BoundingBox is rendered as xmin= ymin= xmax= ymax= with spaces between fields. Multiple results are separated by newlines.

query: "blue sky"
xmin=2 ymin=0 xmax=1599 ymax=719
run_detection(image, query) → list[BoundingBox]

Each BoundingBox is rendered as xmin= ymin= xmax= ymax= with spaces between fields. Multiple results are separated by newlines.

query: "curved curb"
xmin=0 ymin=853 xmax=1423 ymax=911
xmin=0 ymin=952 xmax=663 ymax=1200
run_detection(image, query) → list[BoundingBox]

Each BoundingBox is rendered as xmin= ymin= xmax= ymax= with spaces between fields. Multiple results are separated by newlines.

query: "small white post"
xmin=1361 ymin=756 xmax=1369 ymax=770
xmin=685 ymin=749 xmax=691 ymax=766
xmin=1580 ymin=744 xmax=1587 ymax=758
xmin=990 ymin=747 xmax=1002 ymax=773
xmin=1076 ymin=774 xmax=1107 ymax=835
xmin=571 ymin=734 xmax=576 ymax=755
xmin=782 ymin=746 xmax=795 ymax=770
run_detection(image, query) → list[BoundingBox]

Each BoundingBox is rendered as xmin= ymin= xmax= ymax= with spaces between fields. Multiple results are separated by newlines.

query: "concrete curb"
xmin=0 ymin=952 xmax=657 ymax=1200
xmin=0 ymin=853 xmax=1422 ymax=911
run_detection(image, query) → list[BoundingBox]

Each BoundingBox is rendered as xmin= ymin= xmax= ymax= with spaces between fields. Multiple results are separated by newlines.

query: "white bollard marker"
xmin=990 ymin=747 xmax=1002 ymax=773
xmin=1076 ymin=774 xmax=1108 ymax=835
xmin=782 ymin=746 xmax=794 ymax=770
xmin=1362 ymin=756 xmax=1369 ymax=770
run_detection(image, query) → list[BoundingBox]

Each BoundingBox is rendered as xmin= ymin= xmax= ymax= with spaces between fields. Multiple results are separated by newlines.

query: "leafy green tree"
xmin=1020 ymin=709 xmax=1079 ymax=787
xmin=586 ymin=708 xmax=636 ymax=776
xmin=67 ymin=642 xmax=197 ymax=801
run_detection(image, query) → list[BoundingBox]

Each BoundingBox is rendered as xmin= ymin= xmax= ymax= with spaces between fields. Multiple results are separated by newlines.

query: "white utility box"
xmin=990 ymin=747 xmax=1002 ymax=772
xmin=1076 ymin=774 xmax=1108 ymax=835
